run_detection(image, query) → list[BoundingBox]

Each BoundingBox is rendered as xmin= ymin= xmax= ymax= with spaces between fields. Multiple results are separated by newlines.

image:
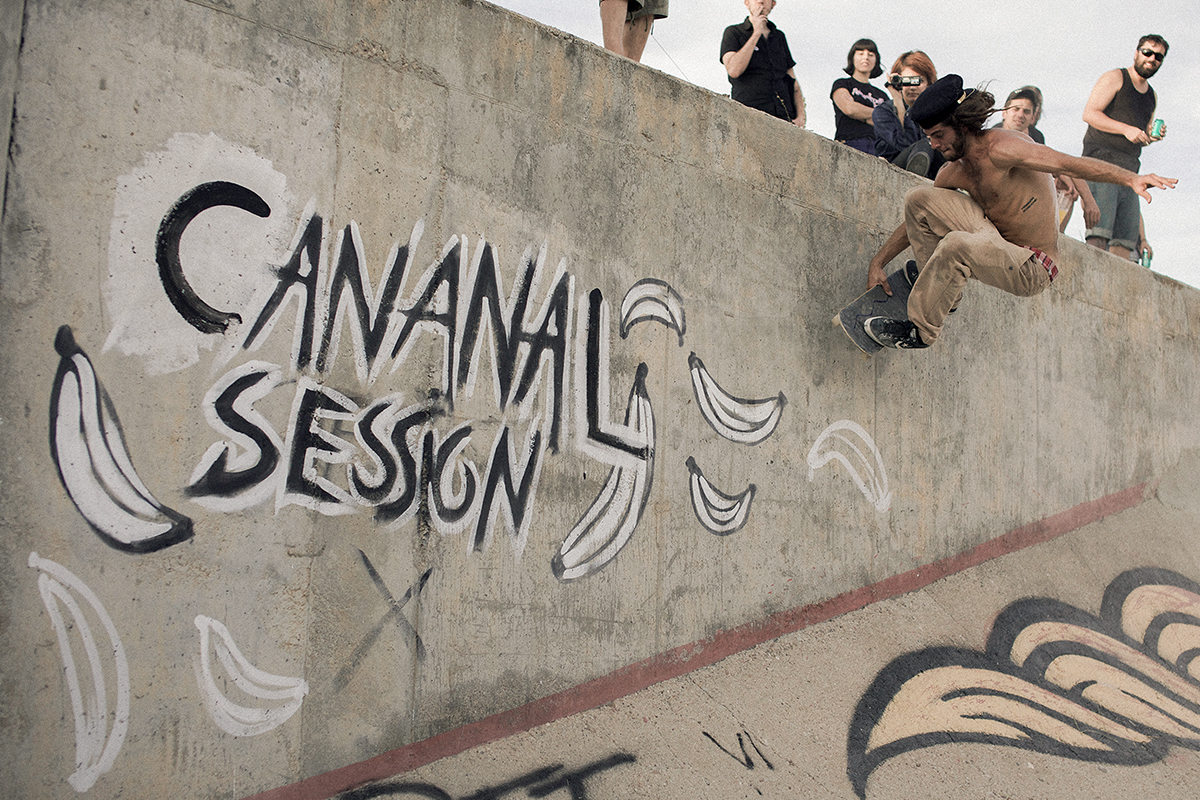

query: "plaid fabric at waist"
xmin=1024 ymin=246 xmax=1058 ymax=282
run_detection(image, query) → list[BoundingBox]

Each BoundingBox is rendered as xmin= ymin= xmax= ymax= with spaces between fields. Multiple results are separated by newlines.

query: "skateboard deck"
xmin=837 ymin=268 xmax=913 ymax=355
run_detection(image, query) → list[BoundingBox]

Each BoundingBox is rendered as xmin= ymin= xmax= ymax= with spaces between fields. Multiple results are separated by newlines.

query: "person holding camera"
xmin=830 ymin=38 xmax=887 ymax=154
xmin=872 ymin=50 xmax=942 ymax=177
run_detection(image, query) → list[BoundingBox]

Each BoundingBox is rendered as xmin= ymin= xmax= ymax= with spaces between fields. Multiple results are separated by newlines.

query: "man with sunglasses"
xmin=1081 ymin=35 xmax=1168 ymax=261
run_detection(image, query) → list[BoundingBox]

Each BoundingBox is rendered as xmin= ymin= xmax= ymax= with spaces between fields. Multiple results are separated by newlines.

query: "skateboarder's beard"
xmin=940 ymin=128 xmax=968 ymax=161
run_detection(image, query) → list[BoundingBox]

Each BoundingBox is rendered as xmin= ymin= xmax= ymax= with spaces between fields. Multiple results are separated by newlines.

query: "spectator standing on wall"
xmin=995 ymin=87 xmax=1097 ymax=233
xmin=721 ymin=0 xmax=805 ymax=126
xmin=992 ymin=86 xmax=1045 ymax=143
xmin=831 ymin=39 xmax=887 ymax=154
xmin=599 ymin=0 xmax=668 ymax=62
xmin=872 ymin=50 xmax=941 ymax=177
xmin=1081 ymin=34 xmax=1168 ymax=261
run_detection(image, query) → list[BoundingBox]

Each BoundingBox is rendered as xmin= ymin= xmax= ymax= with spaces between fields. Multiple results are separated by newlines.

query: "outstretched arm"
xmin=989 ymin=134 xmax=1177 ymax=202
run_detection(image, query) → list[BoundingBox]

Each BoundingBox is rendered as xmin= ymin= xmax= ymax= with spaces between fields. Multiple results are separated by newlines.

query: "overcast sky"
xmin=489 ymin=1 xmax=1196 ymax=287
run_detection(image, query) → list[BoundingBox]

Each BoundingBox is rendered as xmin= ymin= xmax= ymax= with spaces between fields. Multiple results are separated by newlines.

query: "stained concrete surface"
xmin=380 ymin=464 xmax=1200 ymax=800
xmin=2 ymin=1 xmax=1200 ymax=798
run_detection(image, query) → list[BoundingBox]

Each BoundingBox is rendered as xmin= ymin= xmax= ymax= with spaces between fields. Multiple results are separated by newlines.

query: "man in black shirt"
xmin=720 ymin=0 xmax=805 ymax=127
xmin=1081 ymin=34 xmax=1168 ymax=261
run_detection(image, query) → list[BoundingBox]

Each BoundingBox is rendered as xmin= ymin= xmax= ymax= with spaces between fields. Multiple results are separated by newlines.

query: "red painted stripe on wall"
xmin=245 ymin=481 xmax=1150 ymax=800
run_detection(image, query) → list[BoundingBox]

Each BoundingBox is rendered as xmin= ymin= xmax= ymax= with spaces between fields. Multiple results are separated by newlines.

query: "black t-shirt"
xmin=720 ymin=19 xmax=797 ymax=120
xmin=830 ymin=77 xmax=887 ymax=142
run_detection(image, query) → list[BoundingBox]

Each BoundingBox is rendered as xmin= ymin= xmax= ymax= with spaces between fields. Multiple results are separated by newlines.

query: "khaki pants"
xmin=904 ymin=186 xmax=1052 ymax=344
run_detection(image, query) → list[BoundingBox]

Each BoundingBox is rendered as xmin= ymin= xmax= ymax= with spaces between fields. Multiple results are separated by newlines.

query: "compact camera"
xmin=888 ymin=75 xmax=922 ymax=89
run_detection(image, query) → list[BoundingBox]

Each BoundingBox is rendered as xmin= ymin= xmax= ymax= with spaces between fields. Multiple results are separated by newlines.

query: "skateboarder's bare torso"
xmin=928 ymin=127 xmax=1060 ymax=259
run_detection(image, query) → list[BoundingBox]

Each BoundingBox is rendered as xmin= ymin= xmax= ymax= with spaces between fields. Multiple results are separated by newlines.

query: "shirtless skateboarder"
xmin=863 ymin=74 xmax=1176 ymax=349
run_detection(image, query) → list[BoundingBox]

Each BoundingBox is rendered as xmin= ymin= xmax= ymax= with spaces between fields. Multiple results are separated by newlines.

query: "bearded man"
xmin=862 ymin=75 xmax=1176 ymax=350
xmin=1082 ymin=34 xmax=1169 ymax=260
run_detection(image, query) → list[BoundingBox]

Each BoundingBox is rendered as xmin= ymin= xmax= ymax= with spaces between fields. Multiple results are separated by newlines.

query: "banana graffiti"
xmin=619 ymin=277 xmax=686 ymax=345
xmin=553 ymin=363 xmax=655 ymax=581
xmin=848 ymin=568 xmax=1200 ymax=798
xmin=685 ymin=456 xmax=756 ymax=536
xmin=688 ymin=353 xmax=786 ymax=446
xmin=194 ymin=615 xmax=309 ymax=738
xmin=806 ymin=420 xmax=892 ymax=513
xmin=49 ymin=326 xmax=194 ymax=553
xmin=29 ymin=552 xmax=130 ymax=792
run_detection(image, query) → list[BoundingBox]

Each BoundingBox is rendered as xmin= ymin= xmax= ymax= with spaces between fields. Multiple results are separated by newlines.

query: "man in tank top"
xmin=1081 ymin=35 xmax=1168 ymax=261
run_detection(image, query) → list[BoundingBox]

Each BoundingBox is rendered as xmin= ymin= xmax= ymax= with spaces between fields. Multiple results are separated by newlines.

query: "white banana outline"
xmin=685 ymin=457 xmax=756 ymax=536
xmin=49 ymin=326 xmax=194 ymax=552
xmin=553 ymin=364 xmax=654 ymax=581
xmin=688 ymin=352 xmax=787 ymax=445
xmin=806 ymin=420 xmax=892 ymax=512
xmin=619 ymin=278 xmax=685 ymax=345
xmin=194 ymin=615 xmax=309 ymax=737
xmin=29 ymin=552 xmax=130 ymax=793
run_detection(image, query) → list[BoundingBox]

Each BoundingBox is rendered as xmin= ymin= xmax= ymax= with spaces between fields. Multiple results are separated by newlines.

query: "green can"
xmin=1151 ymin=118 xmax=1165 ymax=138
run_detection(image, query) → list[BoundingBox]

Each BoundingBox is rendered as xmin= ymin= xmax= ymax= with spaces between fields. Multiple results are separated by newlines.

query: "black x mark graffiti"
xmin=332 ymin=550 xmax=433 ymax=693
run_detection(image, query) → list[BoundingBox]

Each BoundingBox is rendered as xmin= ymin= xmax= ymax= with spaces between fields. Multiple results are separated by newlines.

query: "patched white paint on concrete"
xmin=104 ymin=133 xmax=295 ymax=374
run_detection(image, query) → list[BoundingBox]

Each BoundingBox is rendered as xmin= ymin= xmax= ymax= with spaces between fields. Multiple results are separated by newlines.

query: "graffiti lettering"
xmin=229 ymin=201 xmax=575 ymax=452
xmin=185 ymin=371 xmax=547 ymax=547
xmin=338 ymin=753 xmax=635 ymax=800
xmin=156 ymin=181 xmax=269 ymax=334
xmin=163 ymin=198 xmax=666 ymax=565
xmin=186 ymin=362 xmax=284 ymax=510
xmin=702 ymin=730 xmax=774 ymax=771
xmin=76 ymin=186 xmax=687 ymax=575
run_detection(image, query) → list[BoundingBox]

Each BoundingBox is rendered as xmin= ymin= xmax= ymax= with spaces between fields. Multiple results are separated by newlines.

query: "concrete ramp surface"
xmin=2 ymin=1 xmax=1199 ymax=798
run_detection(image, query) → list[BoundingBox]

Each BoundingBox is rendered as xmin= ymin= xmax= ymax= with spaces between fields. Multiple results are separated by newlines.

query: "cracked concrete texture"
xmin=388 ymin=466 xmax=1200 ymax=799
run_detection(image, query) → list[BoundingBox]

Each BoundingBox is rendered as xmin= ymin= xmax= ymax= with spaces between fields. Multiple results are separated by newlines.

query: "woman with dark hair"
xmin=831 ymin=38 xmax=887 ymax=154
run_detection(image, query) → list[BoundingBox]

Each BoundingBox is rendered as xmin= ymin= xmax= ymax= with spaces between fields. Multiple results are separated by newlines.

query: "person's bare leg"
xmin=1086 ymin=236 xmax=1109 ymax=251
xmin=1108 ymin=244 xmax=1132 ymax=261
xmin=600 ymin=0 xmax=629 ymax=56
xmin=623 ymin=15 xmax=652 ymax=62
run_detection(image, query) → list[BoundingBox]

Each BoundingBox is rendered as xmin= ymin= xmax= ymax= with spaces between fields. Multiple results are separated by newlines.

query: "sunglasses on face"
xmin=1139 ymin=48 xmax=1165 ymax=62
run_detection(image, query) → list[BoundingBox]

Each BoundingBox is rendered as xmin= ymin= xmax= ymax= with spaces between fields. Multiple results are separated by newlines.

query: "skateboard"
xmin=836 ymin=265 xmax=914 ymax=355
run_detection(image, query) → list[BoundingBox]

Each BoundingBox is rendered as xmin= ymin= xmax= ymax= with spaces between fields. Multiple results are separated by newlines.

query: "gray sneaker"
xmin=905 ymin=150 xmax=931 ymax=177
xmin=864 ymin=317 xmax=929 ymax=349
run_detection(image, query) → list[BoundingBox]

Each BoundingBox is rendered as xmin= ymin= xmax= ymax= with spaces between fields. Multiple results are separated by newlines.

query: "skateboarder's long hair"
xmin=949 ymin=86 xmax=997 ymax=134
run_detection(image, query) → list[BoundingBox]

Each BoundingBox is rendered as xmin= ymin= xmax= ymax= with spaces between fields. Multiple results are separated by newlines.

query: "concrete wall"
xmin=2 ymin=1 xmax=1199 ymax=798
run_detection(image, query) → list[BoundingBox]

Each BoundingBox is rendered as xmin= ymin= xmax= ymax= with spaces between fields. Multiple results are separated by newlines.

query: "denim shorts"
xmin=1085 ymin=180 xmax=1141 ymax=251
xmin=599 ymin=0 xmax=669 ymax=20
